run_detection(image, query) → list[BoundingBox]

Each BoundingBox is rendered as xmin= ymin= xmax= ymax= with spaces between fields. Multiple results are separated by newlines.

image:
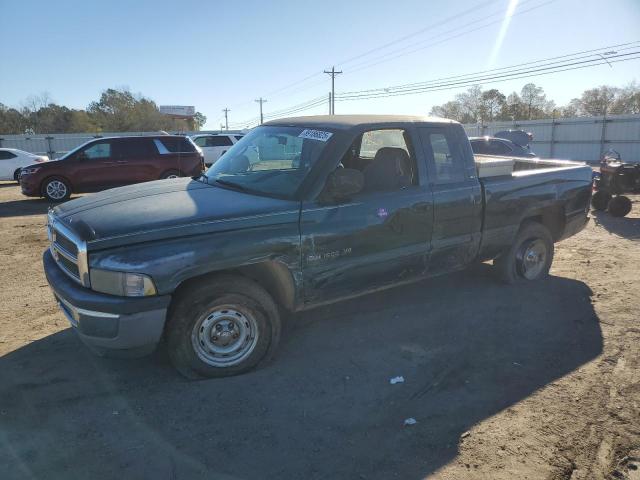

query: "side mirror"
xmin=324 ymin=168 xmax=364 ymax=200
xmin=76 ymin=152 xmax=88 ymax=161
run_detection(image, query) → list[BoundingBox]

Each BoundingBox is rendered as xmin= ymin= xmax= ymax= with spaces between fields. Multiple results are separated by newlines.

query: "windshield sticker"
xmin=298 ymin=129 xmax=333 ymax=142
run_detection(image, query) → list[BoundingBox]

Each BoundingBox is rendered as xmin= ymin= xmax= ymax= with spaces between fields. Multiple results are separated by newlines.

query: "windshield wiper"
xmin=213 ymin=178 xmax=249 ymax=192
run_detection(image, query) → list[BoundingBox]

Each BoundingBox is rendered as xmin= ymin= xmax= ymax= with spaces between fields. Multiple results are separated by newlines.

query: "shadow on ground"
xmin=592 ymin=207 xmax=640 ymax=240
xmin=0 ymin=265 xmax=602 ymax=480
xmin=0 ymin=198 xmax=53 ymax=218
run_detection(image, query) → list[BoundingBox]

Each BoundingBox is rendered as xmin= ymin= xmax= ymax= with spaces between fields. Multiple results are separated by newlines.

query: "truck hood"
xmin=53 ymin=178 xmax=300 ymax=250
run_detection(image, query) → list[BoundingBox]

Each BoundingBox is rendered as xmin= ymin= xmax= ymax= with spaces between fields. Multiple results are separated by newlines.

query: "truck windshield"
xmin=204 ymin=125 xmax=333 ymax=198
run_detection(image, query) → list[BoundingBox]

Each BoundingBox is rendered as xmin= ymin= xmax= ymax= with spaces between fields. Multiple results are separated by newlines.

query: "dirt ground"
xmin=0 ymin=181 xmax=639 ymax=480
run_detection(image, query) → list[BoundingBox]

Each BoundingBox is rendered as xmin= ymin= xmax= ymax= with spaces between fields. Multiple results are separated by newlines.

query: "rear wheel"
xmin=608 ymin=195 xmax=632 ymax=217
xmin=13 ymin=169 xmax=22 ymax=183
xmin=160 ymin=170 xmax=180 ymax=179
xmin=591 ymin=190 xmax=611 ymax=211
xmin=42 ymin=177 xmax=71 ymax=202
xmin=494 ymin=221 xmax=554 ymax=284
xmin=166 ymin=275 xmax=281 ymax=379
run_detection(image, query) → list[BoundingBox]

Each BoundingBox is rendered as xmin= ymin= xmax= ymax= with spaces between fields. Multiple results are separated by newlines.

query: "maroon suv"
xmin=20 ymin=135 xmax=204 ymax=201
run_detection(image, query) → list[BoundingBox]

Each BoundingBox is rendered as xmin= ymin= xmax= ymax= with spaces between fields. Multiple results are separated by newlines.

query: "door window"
xmin=0 ymin=151 xmax=17 ymax=160
xmin=340 ymin=129 xmax=416 ymax=194
xmin=487 ymin=140 xmax=512 ymax=155
xmin=82 ymin=142 xmax=111 ymax=159
xmin=359 ymin=129 xmax=409 ymax=159
xmin=119 ymin=138 xmax=153 ymax=156
xmin=193 ymin=136 xmax=209 ymax=148
xmin=207 ymin=136 xmax=233 ymax=147
xmin=419 ymin=129 xmax=466 ymax=184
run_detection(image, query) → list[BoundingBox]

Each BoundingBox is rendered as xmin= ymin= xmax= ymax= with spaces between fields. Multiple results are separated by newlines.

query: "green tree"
xmin=520 ymin=83 xmax=547 ymax=120
xmin=480 ymin=89 xmax=506 ymax=121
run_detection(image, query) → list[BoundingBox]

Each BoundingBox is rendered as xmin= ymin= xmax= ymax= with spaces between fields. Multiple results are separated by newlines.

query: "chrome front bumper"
xmin=44 ymin=249 xmax=171 ymax=356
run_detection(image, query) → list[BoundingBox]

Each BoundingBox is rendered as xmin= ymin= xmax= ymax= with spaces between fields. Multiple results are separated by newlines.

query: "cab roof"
xmin=264 ymin=114 xmax=457 ymax=130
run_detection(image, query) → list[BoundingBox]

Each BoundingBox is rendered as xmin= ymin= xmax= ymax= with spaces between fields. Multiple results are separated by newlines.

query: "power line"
xmin=346 ymin=41 xmax=640 ymax=94
xmin=334 ymin=0 xmax=501 ymax=67
xmin=335 ymin=53 xmax=640 ymax=102
xmin=221 ymin=0 xmax=543 ymax=115
xmin=229 ymin=95 xmax=328 ymax=128
xmin=342 ymin=0 xmax=556 ymax=75
xmin=338 ymin=43 xmax=640 ymax=97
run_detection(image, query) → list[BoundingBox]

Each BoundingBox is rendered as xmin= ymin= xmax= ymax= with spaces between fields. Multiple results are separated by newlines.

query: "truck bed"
xmin=475 ymin=155 xmax=593 ymax=261
xmin=475 ymin=154 xmax=588 ymax=178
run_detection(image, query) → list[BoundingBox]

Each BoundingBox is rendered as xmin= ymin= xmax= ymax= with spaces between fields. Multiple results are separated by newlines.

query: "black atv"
xmin=591 ymin=150 xmax=639 ymax=217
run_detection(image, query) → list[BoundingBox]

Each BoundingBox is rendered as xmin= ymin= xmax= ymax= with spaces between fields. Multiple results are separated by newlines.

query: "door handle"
xmin=116 ymin=160 xmax=128 ymax=164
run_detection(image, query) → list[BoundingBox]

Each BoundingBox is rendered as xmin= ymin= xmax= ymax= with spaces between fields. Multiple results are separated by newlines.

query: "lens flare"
xmin=488 ymin=0 xmax=519 ymax=67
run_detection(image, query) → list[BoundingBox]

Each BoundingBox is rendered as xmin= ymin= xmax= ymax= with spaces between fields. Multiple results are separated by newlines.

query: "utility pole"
xmin=328 ymin=92 xmax=332 ymax=115
xmin=222 ymin=108 xmax=230 ymax=130
xmin=324 ymin=66 xmax=342 ymax=115
xmin=255 ymin=97 xmax=267 ymax=124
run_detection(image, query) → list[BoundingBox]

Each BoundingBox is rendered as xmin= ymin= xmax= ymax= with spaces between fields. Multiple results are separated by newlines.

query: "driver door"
xmin=73 ymin=140 xmax=120 ymax=192
xmin=300 ymin=128 xmax=434 ymax=305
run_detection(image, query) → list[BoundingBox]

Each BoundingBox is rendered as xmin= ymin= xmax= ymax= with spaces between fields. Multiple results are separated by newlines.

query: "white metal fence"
xmin=463 ymin=113 xmax=640 ymax=164
xmin=0 ymin=130 xmax=243 ymax=159
xmin=2 ymin=114 xmax=639 ymax=163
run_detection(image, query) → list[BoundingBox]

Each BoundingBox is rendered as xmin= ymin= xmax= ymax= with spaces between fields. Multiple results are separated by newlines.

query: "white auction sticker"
xmin=298 ymin=129 xmax=333 ymax=142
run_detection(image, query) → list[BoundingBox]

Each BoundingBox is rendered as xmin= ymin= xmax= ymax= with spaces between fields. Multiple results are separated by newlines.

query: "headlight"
xmin=90 ymin=269 xmax=157 ymax=297
xmin=21 ymin=166 xmax=42 ymax=175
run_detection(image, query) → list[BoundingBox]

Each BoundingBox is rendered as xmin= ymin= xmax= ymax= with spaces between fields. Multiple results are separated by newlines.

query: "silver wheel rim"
xmin=191 ymin=305 xmax=259 ymax=367
xmin=165 ymin=174 xmax=179 ymax=179
xmin=46 ymin=180 xmax=67 ymax=200
xmin=517 ymin=239 xmax=547 ymax=280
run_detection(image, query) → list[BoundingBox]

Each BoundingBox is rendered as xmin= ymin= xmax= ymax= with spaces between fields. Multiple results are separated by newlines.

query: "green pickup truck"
xmin=44 ymin=115 xmax=592 ymax=378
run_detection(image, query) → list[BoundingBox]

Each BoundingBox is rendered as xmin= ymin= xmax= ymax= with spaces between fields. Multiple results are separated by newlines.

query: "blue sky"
xmin=1 ymin=0 xmax=639 ymax=129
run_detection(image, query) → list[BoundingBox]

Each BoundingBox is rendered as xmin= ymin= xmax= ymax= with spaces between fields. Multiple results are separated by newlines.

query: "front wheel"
xmin=494 ymin=221 xmax=554 ymax=284
xmin=166 ymin=275 xmax=281 ymax=379
xmin=42 ymin=177 xmax=71 ymax=202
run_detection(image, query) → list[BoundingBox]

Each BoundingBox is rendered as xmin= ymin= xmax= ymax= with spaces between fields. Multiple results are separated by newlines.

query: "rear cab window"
xmin=418 ymin=127 xmax=470 ymax=184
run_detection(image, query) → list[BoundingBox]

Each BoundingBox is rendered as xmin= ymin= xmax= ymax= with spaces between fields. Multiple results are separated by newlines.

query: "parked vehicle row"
xmin=469 ymin=135 xmax=537 ymax=158
xmin=19 ymin=135 xmax=204 ymax=201
xmin=191 ymin=133 xmax=244 ymax=166
xmin=43 ymin=115 xmax=593 ymax=378
xmin=0 ymin=148 xmax=49 ymax=182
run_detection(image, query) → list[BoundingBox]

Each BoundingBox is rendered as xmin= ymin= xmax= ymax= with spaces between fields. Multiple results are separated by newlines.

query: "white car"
xmin=191 ymin=134 xmax=243 ymax=167
xmin=0 ymin=148 xmax=49 ymax=182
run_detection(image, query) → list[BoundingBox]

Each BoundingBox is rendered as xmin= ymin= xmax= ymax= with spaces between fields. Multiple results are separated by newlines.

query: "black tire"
xmin=494 ymin=221 xmax=554 ymax=284
xmin=166 ymin=274 xmax=281 ymax=379
xmin=160 ymin=170 xmax=180 ymax=179
xmin=591 ymin=190 xmax=611 ymax=211
xmin=13 ymin=169 xmax=22 ymax=183
xmin=41 ymin=177 xmax=71 ymax=202
xmin=608 ymin=195 xmax=632 ymax=217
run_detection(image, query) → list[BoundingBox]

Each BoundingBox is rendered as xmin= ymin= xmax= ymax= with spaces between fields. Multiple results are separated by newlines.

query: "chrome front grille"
xmin=48 ymin=211 xmax=90 ymax=287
